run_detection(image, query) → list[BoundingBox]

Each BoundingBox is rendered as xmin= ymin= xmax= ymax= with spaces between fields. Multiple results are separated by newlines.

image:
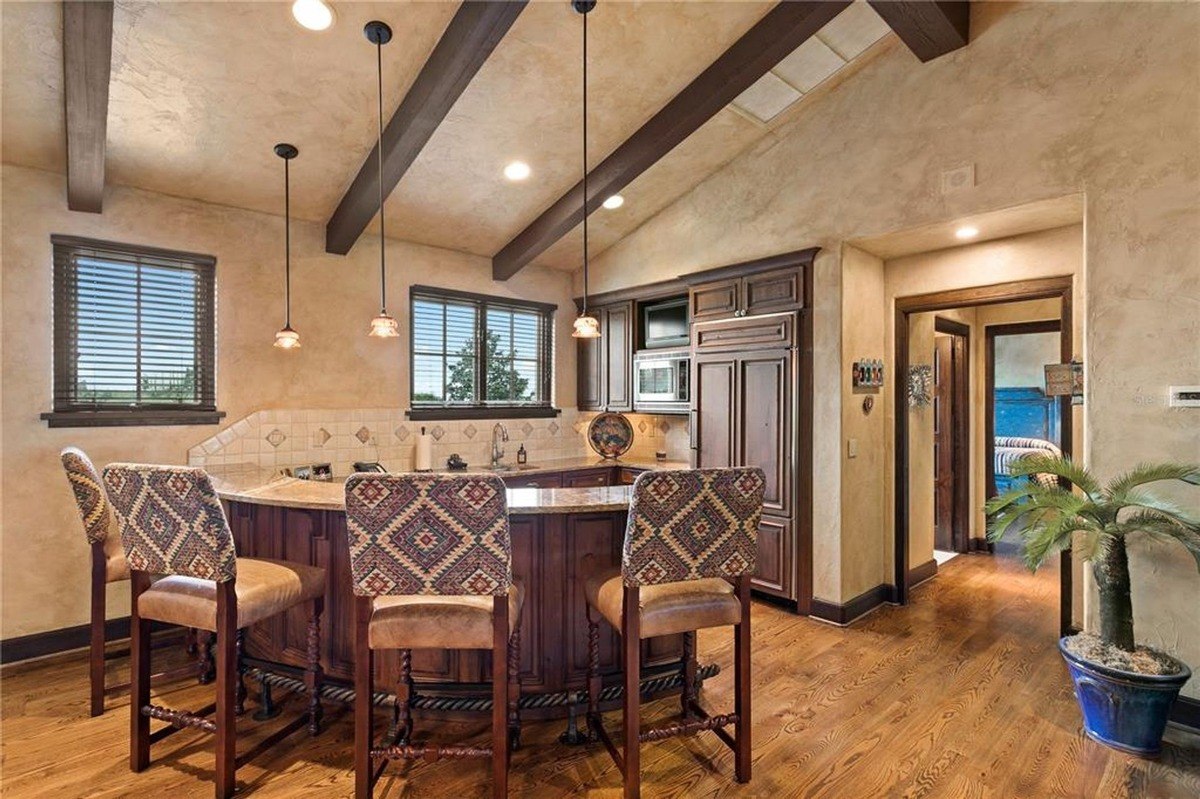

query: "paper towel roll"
xmin=414 ymin=428 xmax=433 ymax=472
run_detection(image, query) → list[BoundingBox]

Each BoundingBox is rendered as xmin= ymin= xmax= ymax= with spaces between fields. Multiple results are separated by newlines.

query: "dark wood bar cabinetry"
xmin=577 ymin=301 xmax=633 ymax=412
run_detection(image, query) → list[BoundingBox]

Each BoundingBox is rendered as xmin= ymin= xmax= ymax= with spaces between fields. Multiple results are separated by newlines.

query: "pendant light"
xmin=273 ymin=143 xmax=301 ymax=349
xmin=571 ymin=0 xmax=600 ymax=339
xmin=365 ymin=20 xmax=399 ymax=338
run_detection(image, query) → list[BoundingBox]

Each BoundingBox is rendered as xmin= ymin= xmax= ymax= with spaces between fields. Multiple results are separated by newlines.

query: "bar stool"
xmin=103 ymin=463 xmax=326 ymax=799
xmin=584 ymin=467 xmax=765 ymax=799
xmin=60 ymin=447 xmax=203 ymax=716
xmin=344 ymin=473 xmax=523 ymax=799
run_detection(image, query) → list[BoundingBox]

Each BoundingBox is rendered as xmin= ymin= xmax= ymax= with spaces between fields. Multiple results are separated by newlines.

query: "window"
xmin=41 ymin=235 xmax=224 ymax=428
xmin=409 ymin=285 xmax=555 ymax=419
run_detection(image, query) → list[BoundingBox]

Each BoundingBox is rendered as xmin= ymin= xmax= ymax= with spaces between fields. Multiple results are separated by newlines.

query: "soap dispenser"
xmin=516 ymin=444 xmax=527 ymax=465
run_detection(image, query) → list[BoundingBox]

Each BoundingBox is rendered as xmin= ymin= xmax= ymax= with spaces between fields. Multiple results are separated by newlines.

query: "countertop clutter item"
xmin=587 ymin=411 xmax=634 ymax=459
xmin=414 ymin=426 xmax=433 ymax=472
xmin=446 ymin=453 xmax=468 ymax=471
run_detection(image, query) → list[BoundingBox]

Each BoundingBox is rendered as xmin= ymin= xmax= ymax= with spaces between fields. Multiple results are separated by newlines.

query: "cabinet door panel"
xmin=503 ymin=472 xmax=563 ymax=489
xmin=689 ymin=279 xmax=739 ymax=321
xmin=577 ymin=330 xmax=603 ymax=410
xmin=692 ymin=313 xmax=795 ymax=353
xmin=743 ymin=267 xmax=803 ymax=315
xmin=693 ymin=356 xmax=736 ymax=469
xmin=738 ymin=350 xmax=792 ymax=516
xmin=604 ymin=303 xmax=633 ymax=411
xmin=563 ymin=468 xmax=612 ymax=488
xmin=751 ymin=514 xmax=791 ymax=597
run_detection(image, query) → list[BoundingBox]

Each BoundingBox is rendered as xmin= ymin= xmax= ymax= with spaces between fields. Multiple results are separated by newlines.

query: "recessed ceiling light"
xmin=955 ymin=226 xmax=979 ymax=240
xmin=602 ymin=194 xmax=624 ymax=210
xmin=503 ymin=161 xmax=531 ymax=181
xmin=292 ymin=0 xmax=334 ymax=32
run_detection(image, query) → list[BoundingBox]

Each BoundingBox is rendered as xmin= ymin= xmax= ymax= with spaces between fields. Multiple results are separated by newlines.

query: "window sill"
xmin=406 ymin=406 xmax=561 ymax=421
xmin=41 ymin=410 xmax=227 ymax=428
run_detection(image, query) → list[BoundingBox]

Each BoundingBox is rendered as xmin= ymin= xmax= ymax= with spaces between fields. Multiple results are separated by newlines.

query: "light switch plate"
xmin=1169 ymin=386 xmax=1200 ymax=408
xmin=848 ymin=438 xmax=859 ymax=458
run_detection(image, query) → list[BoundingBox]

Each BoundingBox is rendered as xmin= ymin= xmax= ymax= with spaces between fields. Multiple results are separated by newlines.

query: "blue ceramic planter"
xmin=1059 ymin=637 xmax=1192 ymax=757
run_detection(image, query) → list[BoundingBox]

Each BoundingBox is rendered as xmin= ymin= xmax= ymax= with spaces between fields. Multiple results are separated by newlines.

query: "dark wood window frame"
xmin=41 ymin=235 xmax=225 ymax=428
xmin=407 ymin=285 xmax=558 ymax=421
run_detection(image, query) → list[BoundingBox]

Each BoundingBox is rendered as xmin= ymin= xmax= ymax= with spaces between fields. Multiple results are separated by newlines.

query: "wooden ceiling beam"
xmin=325 ymin=0 xmax=528 ymax=255
xmin=867 ymin=1 xmax=970 ymax=63
xmin=62 ymin=1 xmax=114 ymax=213
xmin=491 ymin=1 xmax=850 ymax=281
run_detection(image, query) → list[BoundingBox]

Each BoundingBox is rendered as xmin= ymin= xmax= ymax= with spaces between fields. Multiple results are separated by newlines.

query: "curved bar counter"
xmin=214 ymin=473 xmax=689 ymax=722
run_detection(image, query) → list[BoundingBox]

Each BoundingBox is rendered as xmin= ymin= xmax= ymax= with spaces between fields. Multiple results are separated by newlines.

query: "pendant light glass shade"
xmin=573 ymin=1 xmax=601 ymax=340
xmin=273 ymin=142 xmax=300 ymax=349
xmin=368 ymin=312 xmax=400 ymax=338
xmin=364 ymin=21 xmax=397 ymax=339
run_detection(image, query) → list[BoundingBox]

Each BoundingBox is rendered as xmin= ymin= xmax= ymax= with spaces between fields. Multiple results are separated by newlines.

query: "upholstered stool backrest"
xmin=623 ymin=467 xmax=766 ymax=587
xmin=344 ymin=473 xmax=512 ymax=597
xmin=61 ymin=447 xmax=115 ymax=545
xmin=102 ymin=464 xmax=237 ymax=582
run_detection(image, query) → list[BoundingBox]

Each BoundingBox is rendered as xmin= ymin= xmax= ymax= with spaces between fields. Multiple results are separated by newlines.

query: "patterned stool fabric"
xmin=622 ymin=467 xmax=766 ymax=586
xmin=61 ymin=447 xmax=128 ymax=582
xmin=344 ymin=472 xmax=513 ymax=597
xmin=102 ymin=463 xmax=237 ymax=583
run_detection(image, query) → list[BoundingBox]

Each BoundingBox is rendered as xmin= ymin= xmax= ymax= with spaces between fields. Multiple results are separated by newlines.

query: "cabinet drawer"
xmin=692 ymin=312 xmax=795 ymax=352
xmin=503 ymin=472 xmax=563 ymax=489
xmin=617 ymin=467 xmax=645 ymax=485
xmin=689 ymin=279 xmax=740 ymax=321
xmin=743 ymin=267 xmax=803 ymax=315
xmin=563 ymin=468 xmax=612 ymax=488
xmin=751 ymin=514 xmax=791 ymax=599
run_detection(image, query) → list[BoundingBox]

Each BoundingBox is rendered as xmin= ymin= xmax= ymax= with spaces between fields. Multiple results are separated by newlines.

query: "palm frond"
xmin=1118 ymin=492 xmax=1200 ymax=528
xmin=1119 ymin=512 xmax=1200 ymax=573
xmin=1107 ymin=462 xmax=1200 ymax=503
xmin=1020 ymin=512 xmax=1085 ymax=571
xmin=1005 ymin=454 xmax=1101 ymax=497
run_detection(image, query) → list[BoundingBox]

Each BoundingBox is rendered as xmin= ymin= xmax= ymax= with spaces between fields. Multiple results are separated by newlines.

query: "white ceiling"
xmin=1 ymin=1 xmax=894 ymax=272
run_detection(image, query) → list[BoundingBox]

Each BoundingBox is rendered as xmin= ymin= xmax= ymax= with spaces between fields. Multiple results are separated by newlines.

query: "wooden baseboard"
xmin=908 ymin=558 xmax=938 ymax=588
xmin=968 ymin=538 xmax=994 ymax=553
xmin=810 ymin=584 xmax=891 ymax=626
xmin=0 ymin=617 xmax=175 ymax=665
xmin=1170 ymin=695 xmax=1200 ymax=731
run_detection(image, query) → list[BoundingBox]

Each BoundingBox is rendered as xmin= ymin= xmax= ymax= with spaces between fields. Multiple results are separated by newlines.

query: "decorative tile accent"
xmin=463 ymin=424 xmax=477 ymax=440
xmin=637 ymin=420 xmax=648 ymax=433
xmin=430 ymin=425 xmax=445 ymax=441
xmin=265 ymin=428 xmax=287 ymax=448
xmin=548 ymin=421 xmax=559 ymax=435
xmin=519 ymin=421 xmax=533 ymax=436
xmin=356 ymin=426 xmax=372 ymax=444
xmin=658 ymin=419 xmax=670 ymax=434
xmin=394 ymin=425 xmax=410 ymax=441
xmin=313 ymin=428 xmax=331 ymax=448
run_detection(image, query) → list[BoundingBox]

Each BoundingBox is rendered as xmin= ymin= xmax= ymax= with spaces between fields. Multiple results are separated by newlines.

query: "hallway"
xmin=2 ymin=553 xmax=1197 ymax=798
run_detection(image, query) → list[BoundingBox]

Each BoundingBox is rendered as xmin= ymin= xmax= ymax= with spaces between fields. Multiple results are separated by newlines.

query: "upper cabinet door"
xmin=689 ymin=278 xmax=740 ymax=322
xmin=743 ymin=267 xmax=803 ymax=316
xmin=577 ymin=317 xmax=604 ymax=411
xmin=692 ymin=354 xmax=737 ymax=469
xmin=603 ymin=303 xmax=633 ymax=411
xmin=737 ymin=349 xmax=793 ymax=516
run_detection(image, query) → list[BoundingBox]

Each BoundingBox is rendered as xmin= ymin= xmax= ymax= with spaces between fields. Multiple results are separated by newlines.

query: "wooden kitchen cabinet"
xmin=685 ymin=250 xmax=813 ymax=322
xmin=576 ymin=301 xmax=632 ymax=412
xmin=563 ymin=467 xmax=612 ymax=487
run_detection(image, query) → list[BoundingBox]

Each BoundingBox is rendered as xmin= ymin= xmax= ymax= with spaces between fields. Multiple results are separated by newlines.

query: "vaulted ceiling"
xmin=2 ymin=1 xmax=896 ymax=271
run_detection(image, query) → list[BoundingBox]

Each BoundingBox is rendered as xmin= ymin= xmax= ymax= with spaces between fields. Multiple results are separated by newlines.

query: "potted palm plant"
xmin=986 ymin=455 xmax=1199 ymax=757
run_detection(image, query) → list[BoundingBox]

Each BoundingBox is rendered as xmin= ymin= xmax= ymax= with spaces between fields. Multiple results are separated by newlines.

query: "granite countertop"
xmin=211 ymin=455 xmax=688 ymax=514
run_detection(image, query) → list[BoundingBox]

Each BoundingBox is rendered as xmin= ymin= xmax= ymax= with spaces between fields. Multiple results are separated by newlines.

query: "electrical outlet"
xmin=941 ymin=163 xmax=975 ymax=194
xmin=848 ymin=438 xmax=859 ymax=459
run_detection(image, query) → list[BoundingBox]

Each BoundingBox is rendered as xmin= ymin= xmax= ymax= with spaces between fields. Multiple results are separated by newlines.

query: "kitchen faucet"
xmin=491 ymin=422 xmax=509 ymax=469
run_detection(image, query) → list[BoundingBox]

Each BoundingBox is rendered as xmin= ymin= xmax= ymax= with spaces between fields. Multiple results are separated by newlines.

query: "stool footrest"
xmin=143 ymin=702 xmax=216 ymax=733
xmin=639 ymin=711 xmax=737 ymax=743
xmin=370 ymin=742 xmax=493 ymax=762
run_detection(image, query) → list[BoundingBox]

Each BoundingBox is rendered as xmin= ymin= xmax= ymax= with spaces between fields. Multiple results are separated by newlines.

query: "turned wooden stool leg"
xmin=354 ymin=597 xmax=375 ymax=799
xmin=234 ymin=629 xmax=247 ymax=717
xmin=396 ymin=649 xmax=414 ymax=744
xmin=622 ymin=586 xmax=641 ymax=799
xmin=185 ymin=627 xmax=199 ymax=656
xmin=306 ymin=598 xmax=324 ymax=736
xmin=214 ymin=584 xmax=238 ymax=799
xmin=681 ymin=630 xmax=697 ymax=720
xmin=585 ymin=607 xmax=601 ymax=737
xmin=507 ymin=623 xmax=521 ymax=750
xmin=198 ymin=630 xmax=216 ymax=684
xmin=129 ymin=572 xmax=151 ymax=772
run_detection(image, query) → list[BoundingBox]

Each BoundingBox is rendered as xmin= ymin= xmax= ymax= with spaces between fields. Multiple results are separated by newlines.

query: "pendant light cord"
xmin=284 ymin=156 xmax=291 ymax=327
xmin=376 ymin=36 xmax=387 ymax=315
xmin=581 ymin=7 xmax=589 ymax=315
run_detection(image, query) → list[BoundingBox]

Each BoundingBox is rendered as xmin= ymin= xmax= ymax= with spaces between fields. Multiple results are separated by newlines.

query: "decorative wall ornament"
xmin=907 ymin=364 xmax=933 ymax=408
xmin=852 ymin=358 xmax=884 ymax=389
xmin=1045 ymin=358 xmax=1085 ymax=405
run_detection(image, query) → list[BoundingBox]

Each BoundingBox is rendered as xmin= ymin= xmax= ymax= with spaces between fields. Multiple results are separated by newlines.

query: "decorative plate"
xmin=587 ymin=412 xmax=634 ymax=459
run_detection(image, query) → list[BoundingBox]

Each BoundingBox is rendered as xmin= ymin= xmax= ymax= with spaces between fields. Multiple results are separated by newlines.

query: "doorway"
xmin=894 ymin=276 xmax=1075 ymax=636
xmin=933 ymin=318 xmax=969 ymax=555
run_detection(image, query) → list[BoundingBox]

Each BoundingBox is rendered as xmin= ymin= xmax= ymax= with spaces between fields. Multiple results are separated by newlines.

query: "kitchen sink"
xmin=486 ymin=463 xmax=539 ymax=472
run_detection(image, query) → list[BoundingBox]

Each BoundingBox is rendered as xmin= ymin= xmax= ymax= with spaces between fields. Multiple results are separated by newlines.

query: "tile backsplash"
xmin=188 ymin=408 xmax=689 ymax=476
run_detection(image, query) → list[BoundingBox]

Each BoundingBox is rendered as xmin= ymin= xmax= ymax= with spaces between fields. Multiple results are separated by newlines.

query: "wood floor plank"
xmin=1 ymin=552 xmax=1196 ymax=797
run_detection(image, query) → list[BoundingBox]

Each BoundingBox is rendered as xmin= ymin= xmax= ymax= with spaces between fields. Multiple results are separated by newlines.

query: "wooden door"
xmin=689 ymin=279 xmax=740 ymax=321
xmin=692 ymin=354 xmax=737 ymax=468
xmin=933 ymin=329 xmax=969 ymax=553
xmin=742 ymin=267 xmax=803 ymax=316
xmin=577 ymin=316 xmax=603 ymax=410
xmin=604 ymin=303 xmax=633 ymax=411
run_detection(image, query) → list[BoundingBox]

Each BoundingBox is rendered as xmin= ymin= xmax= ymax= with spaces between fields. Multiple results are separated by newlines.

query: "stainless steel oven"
xmin=633 ymin=349 xmax=690 ymax=414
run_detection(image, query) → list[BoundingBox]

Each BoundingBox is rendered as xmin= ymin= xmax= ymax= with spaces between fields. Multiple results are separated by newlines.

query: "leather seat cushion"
xmin=369 ymin=583 xmax=525 ymax=651
xmin=585 ymin=569 xmax=741 ymax=638
xmin=137 ymin=558 xmax=326 ymax=632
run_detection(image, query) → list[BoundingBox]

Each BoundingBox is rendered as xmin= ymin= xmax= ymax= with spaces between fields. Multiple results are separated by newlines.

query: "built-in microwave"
xmin=633 ymin=349 xmax=690 ymax=414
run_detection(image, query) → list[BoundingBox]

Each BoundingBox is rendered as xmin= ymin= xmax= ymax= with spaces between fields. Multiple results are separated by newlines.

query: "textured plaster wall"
xmin=0 ymin=164 xmax=576 ymax=638
xmin=584 ymin=0 xmax=1199 ymax=692
xmin=994 ymin=332 xmax=1059 ymax=388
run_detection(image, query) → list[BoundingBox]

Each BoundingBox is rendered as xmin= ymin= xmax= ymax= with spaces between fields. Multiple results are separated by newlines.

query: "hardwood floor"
xmin=2 ymin=552 xmax=1197 ymax=798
